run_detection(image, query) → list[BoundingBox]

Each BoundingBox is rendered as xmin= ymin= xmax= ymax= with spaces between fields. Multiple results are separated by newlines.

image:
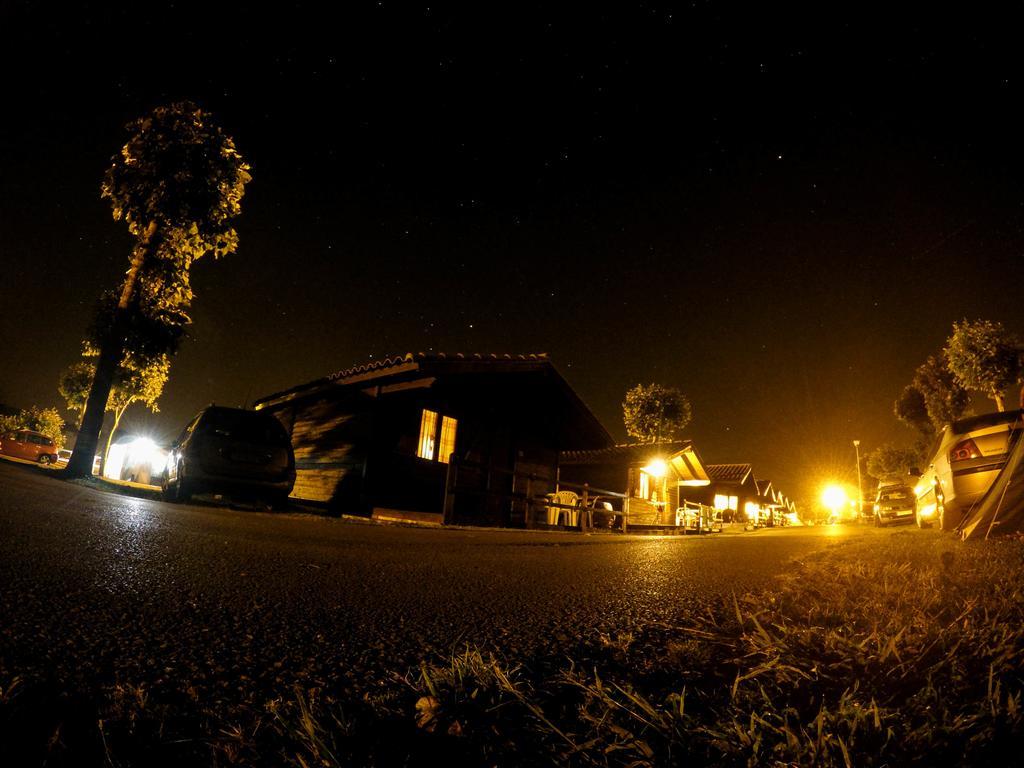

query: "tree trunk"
xmin=63 ymin=222 xmax=157 ymax=478
xmin=64 ymin=336 xmax=124 ymax=477
xmin=994 ymin=392 xmax=1006 ymax=412
xmin=100 ymin=406 xmax=127 ymax=479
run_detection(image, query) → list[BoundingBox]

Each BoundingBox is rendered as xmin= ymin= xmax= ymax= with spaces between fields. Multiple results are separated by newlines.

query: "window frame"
xmin=416 ymin=409 xmax=457 ymax=464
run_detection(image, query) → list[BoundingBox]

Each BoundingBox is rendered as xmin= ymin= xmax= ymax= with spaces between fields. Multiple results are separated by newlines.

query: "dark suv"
xmin=162 ymin=406 xmax=295 ymax=508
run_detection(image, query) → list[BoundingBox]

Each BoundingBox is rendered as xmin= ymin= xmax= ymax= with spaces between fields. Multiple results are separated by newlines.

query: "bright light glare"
xmin=821 ymin=484 xmax=848 ymax=512
xmin=643 ymin=458 xmax=668 ymax=478
xmin=104 ymin=443 xmax=127 ymax=480
xmin=128 ymin=438 xmax=165 ymax=474
xmin=102 ymin=437 xmax=166 ymax=481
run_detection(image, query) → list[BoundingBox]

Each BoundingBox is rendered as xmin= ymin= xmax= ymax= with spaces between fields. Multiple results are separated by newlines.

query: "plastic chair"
xmin=546 ymin=490 xmax=579 ymax=526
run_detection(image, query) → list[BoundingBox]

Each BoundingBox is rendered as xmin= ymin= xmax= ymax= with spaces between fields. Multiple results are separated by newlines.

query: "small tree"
xmin=60 ymin=349 xmax=170 ymax=472
xmin=622 ymin=383 xmax=692 ymax=443
xmin=1 ymin=407 xmax=66 ymax=449
xmin=895 ymin=356 xmax=970 ymax=434
xmin=65 ymin=102 xmax=250 ymax=477
xmin=894 ymin=384 xmax=932 ymax=436
xmin=944 ymin=319 xmax=1021 ymax=412
xmin=866 ymin=444 xmax=921 ymax=482
xmin=0 ymin=414 xmax=21 ymax=436
xmin=58 ymin=362 xmax=95 ymax=427
xmin=915 ymin=355 xmax=970 ymax=429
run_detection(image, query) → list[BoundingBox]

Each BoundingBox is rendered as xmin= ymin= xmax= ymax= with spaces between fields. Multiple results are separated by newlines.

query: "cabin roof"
xmin=253 ymin=351 xmax=613 ymax=450
xmin=560 ymin=441 xmax=711 ymax=485
xmin=560 ymin=441 xmax=690 ymax=465
xmin=706 ymin=463 xmax=753 ymax=484
xmin=256 ymin=352 xmax=554 ymax=406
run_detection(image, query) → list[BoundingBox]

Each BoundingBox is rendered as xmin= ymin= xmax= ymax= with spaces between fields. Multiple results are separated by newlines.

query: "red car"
xmin=0 ymin=429 xmax=60 ymax=464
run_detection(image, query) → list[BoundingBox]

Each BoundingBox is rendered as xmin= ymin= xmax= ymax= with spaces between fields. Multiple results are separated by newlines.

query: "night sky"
xmin=3 ymin=2 xmax=1024 ymax=504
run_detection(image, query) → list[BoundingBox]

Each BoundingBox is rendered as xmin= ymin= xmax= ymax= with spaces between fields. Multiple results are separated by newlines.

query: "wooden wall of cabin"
xmin=265 ymin=367 xmax=608 ymax=525
xmin=437 ymin=372 xmax=571 ymax=527
xmin=268 ymin=393 xmax=372 ymax=509
xmin=509 ymin=442 xmax=558 ymax=527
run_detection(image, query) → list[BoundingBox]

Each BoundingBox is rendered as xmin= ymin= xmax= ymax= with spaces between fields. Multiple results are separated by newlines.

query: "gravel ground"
xmin=0 ymin=459 xmax=871 ymax=715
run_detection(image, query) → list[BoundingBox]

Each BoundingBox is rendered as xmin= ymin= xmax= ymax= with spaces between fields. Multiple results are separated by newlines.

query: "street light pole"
xmin=853 ymin=440 xmax=863 ymax=521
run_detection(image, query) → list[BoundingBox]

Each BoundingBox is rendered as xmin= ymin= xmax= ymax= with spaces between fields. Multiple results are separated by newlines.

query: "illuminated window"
xmin=638 ymin=470 xmax=650 ymax=499
xmin=714 ymin=494 xmax=738 ymax=511
xmin=744 ymin=501 xmax=761 ymax=517
xmin=438 ymin=416 xmax=457 ymax=464
xmin=417 ymin=410 xmax=457 ymax=463
xmin=417 ymin=410 xmax=438 ymax=460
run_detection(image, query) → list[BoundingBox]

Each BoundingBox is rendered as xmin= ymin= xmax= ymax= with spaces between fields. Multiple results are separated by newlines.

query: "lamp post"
xmin=853 ymin=440 xmax=863 ymax=521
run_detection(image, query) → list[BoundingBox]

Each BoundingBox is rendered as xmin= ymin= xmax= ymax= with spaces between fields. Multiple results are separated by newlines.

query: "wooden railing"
xmin=441 ymin=457 xmax=628 ymax=532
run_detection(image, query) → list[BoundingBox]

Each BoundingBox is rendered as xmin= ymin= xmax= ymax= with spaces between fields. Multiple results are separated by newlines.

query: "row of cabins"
xmin=253 ymin=352 xmax=798 ymax=528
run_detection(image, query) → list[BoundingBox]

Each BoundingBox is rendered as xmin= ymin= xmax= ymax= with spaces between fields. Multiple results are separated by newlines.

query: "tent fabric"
xmin=960 ymin=421 xmax=1024 ymax=540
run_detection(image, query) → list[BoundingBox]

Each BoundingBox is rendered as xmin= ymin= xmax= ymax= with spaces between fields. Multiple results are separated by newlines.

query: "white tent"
xmin=960 ymin=423 xmax=1024 ymax=541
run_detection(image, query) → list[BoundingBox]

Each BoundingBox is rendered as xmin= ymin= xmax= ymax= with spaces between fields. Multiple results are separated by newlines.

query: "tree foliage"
xmin=866 ymin=444 xmax=922 ymax=482
xmin=895 ymin=355 xmax=970 ymax=435
xmin=102 ymin=101 xmax=251 ymax=262
xmin=916 ymin=355 xmax=970 ymax=429
xmin=57 ymin=362 xmax=94 ymax=423
xmin=65 ymin=101 xmax=251 ymax=477
xmin=944 ymin=319 xmax=1021 ymax=412
xmin=0 ymin=407 xmax=66 ymax=449
xmin=622 ymin=383 xmax=692 ymax=443
xmin=60 ymin=349 xmax=170 ymax=426
xmin=60 ymin=341 xmax=170 ymax=473
xmin=894 ymin=385 xmax=931 ymax=436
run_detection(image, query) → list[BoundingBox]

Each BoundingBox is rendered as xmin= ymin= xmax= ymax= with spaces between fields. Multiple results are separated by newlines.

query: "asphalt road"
xmin=0 ymin=459 xmax=881 ymax=710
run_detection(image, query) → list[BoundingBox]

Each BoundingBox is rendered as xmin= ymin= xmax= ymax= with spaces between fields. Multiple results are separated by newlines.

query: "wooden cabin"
xmin=253 ymin=352 xmax=612 ymax=525
xmin=678 ymin=462 xmax=763 ymax=523
xmin=755 ymin=478 xmax=785 ymax=526
xmin=558 ymin=441 xmax=711 ymax=526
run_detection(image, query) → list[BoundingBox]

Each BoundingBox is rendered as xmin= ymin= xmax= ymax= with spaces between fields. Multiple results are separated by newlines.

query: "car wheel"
xmin=163 ymin=463 xmax=192 ymax=503
xmin=263 ymin=493 xmax=289 ymax=512
xmin=38 ymin=454 xmax=52 ymax=465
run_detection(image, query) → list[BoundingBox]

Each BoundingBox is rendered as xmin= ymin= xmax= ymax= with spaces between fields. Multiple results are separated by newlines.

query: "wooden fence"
xmin=441 ymin=458 xmax=628 ymax=531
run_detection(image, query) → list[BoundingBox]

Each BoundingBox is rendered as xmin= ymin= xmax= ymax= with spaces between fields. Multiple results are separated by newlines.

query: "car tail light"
xmin=949 ymin=438 xmax=981 ymax=462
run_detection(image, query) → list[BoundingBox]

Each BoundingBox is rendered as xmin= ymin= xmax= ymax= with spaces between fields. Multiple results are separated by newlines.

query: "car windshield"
xmin=952 ymin=410 xmax=1022 ymax=435
xmin=200 ymin=409 xmax=288 ymax=444
xmin=879 ymin=488 xmax=911 ymax=501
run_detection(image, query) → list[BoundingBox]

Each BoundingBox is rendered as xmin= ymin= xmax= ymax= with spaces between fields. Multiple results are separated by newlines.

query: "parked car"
xmin=913 ymin=410 xmax=1023 ymax=531
xmin=162 ymin=406 xmax=296 ymax=508
xmin=584 ymin=496 xmax=619 ymax=529
xmin=0 ymin=429 xmax=59 ymax=464
xmin=872 ymin=483 xmax=916 ymax=527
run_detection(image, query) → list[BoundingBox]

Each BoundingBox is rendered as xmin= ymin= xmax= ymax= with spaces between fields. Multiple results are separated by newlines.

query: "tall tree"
xmin=65 ymin=102 xmax=251 ymax=477
xmin=944 ymin=319 xmax=1021 ymax=412
xmin=622 ymin=383 xmax=692 ymax=443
